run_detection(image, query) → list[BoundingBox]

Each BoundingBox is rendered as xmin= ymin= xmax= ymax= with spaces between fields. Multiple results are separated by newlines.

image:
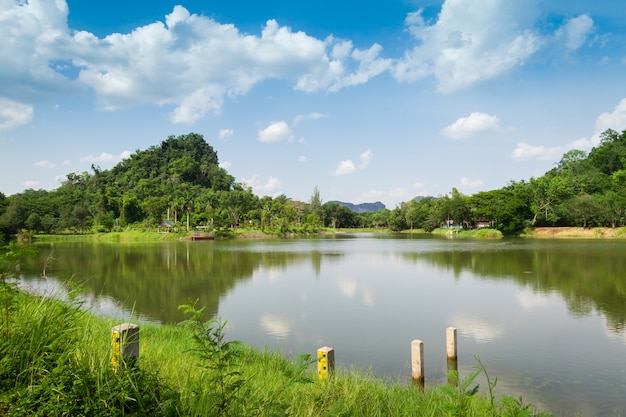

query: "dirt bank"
xmin=527 ymin=227 xmax=626 ymax=238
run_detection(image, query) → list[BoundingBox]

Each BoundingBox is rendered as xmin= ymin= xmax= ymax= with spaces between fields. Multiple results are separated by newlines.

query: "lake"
xmin=18 ymin=234 xmax=626 ymax=416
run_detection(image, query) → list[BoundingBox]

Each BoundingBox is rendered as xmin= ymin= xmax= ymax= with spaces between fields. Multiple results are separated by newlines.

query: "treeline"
xmin=1 ymin=129 xmax=626 ymax=241
xmin=388 ymin=128 xmax=626 ymax=234
xmin=0 ymin=133 xmax=381 ymax=240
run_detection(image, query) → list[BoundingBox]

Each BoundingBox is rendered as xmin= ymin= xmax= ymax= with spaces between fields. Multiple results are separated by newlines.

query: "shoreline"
xmin=523 ymin=226 xmax=626 ymax=239
xmin=25 ymin=226 xmax=626 ymax=243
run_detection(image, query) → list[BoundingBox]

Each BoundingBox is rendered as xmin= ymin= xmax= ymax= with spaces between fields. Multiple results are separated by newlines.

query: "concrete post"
xmin=317 ymin=346 xmax=335 ymax=380
xmin=446 ymin=327 xmax=457 ymax=359
xmin=411 ymin=339 xmax=424 ymax=387
xmin=111 ymin=323 xmax=139 ymax=371
xmin=446 ymin=327 xmax=458 ymax=383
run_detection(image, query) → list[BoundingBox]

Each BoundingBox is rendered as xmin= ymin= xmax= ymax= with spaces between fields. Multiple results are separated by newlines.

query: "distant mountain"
xmin=412 ymin=196 xmax=433 ymax=202
xmin=327 ymin=201 xmax=386 ymax=213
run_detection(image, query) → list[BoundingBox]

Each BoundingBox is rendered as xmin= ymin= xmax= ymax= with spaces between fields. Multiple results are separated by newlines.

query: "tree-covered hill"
xmin=0 ymin=133 xmax=358 ymax=237
xmin=386 ymin=129 xmax=626 ymax=233
xmin=1 ymin=129 xmax=626 ymax=240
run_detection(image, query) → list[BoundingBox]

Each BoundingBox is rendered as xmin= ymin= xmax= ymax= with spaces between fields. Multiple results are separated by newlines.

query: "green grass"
xmin=0 ymin=286 xmax=552 ymax=416
xmin=432 ymin=228 xmax=503 ymax=239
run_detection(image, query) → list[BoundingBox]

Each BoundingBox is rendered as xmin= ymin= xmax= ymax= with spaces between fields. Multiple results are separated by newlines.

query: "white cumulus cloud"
xmin=441 ymin=112 xmax=501 ymax=139
xmin=512 ymin=142 xmax=564 ymax=161
xmin=218 ymin=128 xmax=234 ymax=140
xmin=244 ymin=174 xmax=282 ymax=193
xmin=595 ymin=98 xmax=626 ymax=136
xmin=0 ymin=2 xmax=391 ymax=124
xmin=80 ymin=151 xmax=131 ymax=165
xmin=459 ymin=177 xmax=484 ymax=187
xmin=393 ymin=0 xmax=541 ymax=93
xmin=258 ymin=121 xmax=292 ymax=142
xmin=333 ymin=148 xmax=374 ymax=175
xmin=0 ymin=98 xmax=34 ymax=130
xmin=333 ymin=160 xmax=356 ymax=176
xmin=513 ymin=98 xmax=626 ymax=162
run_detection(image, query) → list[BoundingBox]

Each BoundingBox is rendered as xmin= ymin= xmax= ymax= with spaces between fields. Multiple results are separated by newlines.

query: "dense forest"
xmin=1 ymin=129 xmax=626 ymax=242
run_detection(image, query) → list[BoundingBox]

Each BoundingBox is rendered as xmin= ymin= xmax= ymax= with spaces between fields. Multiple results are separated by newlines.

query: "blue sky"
xmin=2 ymin=0 xmax=626 ymax=208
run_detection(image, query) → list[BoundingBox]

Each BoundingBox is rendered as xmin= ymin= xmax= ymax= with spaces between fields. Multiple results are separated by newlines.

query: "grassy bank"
xmin=0 ymin=285 xmax=552 ymax=416
xmin=31 ymin=227 xmax=380 ymax=243
xmin=431 ymin=228 xmax=504 ymax=238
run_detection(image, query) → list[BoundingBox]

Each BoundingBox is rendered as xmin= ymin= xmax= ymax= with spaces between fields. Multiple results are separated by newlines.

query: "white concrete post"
xmin=446 ymin=327 xmax=457 ymax=360
xmin=411 ymin=339 xmax=424 ymax=386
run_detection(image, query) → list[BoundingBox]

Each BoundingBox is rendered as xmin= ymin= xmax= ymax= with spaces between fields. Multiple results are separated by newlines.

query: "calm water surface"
xmin=19 ymin=234 xmax=626 ymax=417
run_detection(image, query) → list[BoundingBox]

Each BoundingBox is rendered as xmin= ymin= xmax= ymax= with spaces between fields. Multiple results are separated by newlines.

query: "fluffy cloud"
xmin=441 ymin=112 xmax=501 ymax=139
xmin=332 ymin=148 xmax=373 ymax=176
xmin=513 ymin=98 xmax=626 ymax=162
xmin=595 ymin=98 xmax=626 ymax=135
xmin=0 ymin=98 xmax=33 ymax=130
xmin=333 ymin=160 xmax=356 ymax=176
xmin=243 ymin=174 xmax=282 ymax=193
xmin=512 ymin=142 xmax=564 ymax=161
xmin=80 ymin=151 xmax=131 ymax=164
xmin=1 ymin=2 xmax=391 ymax=124
xmin=393 ymin=0 xmax=541 ymax=92
xmin=393 ymin=0 xmax=596 ymax=93
xmin=258 ymin=121 xmax=292 ymax=142
xmin=459 ymin=177 xmax=484 ymax=187
xmin=218 ymin=128 xmax=234 ymax=140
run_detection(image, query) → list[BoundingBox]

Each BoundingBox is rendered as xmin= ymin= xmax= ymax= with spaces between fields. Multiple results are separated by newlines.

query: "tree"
xmin=388 ymin=207 xmax=407 ymax=231
xmin=562 ymin=194 xmax=600 ymax=228
xmin=309 ymin=186 xmax=322 ymax=219
xmin=322 ymin=203 xmax=355 ymax=228
xmin=595 ymin=191 xmax=626 ymax=227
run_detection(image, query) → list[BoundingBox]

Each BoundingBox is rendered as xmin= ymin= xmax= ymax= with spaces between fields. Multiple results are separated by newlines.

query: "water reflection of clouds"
xmin=336 ymin=277 xmax=375 ymax=307
xmin=18 ymin=277 xmax=154 ymax=323
xmin=337 ymin=277 xmax=357 ymax=298
xmin=451 ymin=313 xmax=505 ymax=343
xmin=603 ymin=324 xmax=626 ymax=345
xmin=259 ymin=314 xmax=292 ymax=339
xmin=516 ymin=288 xmax=559 ymax=311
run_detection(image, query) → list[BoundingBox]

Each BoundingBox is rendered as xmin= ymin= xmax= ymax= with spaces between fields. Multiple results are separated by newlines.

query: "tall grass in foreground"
xmin=0 ymin=246 xmax=553 ymax=416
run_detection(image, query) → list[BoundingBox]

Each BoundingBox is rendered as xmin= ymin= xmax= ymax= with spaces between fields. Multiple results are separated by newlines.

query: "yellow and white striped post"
xmin=111 ymin=323 xmax=139 ymax=371
xmin=317 ymin=346 xmax=335 ymax=380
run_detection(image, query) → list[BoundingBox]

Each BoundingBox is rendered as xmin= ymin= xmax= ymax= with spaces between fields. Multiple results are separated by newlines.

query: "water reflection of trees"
xmin=21 ymin=242 xmax=315 ymax=323
xmin=404 ymin=245 xmax=626 ymax=332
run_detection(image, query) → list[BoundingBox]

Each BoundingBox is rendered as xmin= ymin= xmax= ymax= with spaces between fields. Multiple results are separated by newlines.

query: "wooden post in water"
xmin=111 ymin=323 xmax=139 ymax=371
xmin=317 ymin=346 xmax=335 ymax=380
xmin=446 ymin=327 xmax=458 ymax=382
xmin=411 ymin=339 xmax=424 ymax=388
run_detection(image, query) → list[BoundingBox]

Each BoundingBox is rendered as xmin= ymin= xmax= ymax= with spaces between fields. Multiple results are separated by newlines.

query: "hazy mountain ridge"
xmin=327 ymin=201 xmax=386 ymax=213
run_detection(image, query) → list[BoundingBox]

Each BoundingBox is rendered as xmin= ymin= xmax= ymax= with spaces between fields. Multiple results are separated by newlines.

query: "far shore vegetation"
xmin=3 ymin=129 xmax=626 ymax=245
